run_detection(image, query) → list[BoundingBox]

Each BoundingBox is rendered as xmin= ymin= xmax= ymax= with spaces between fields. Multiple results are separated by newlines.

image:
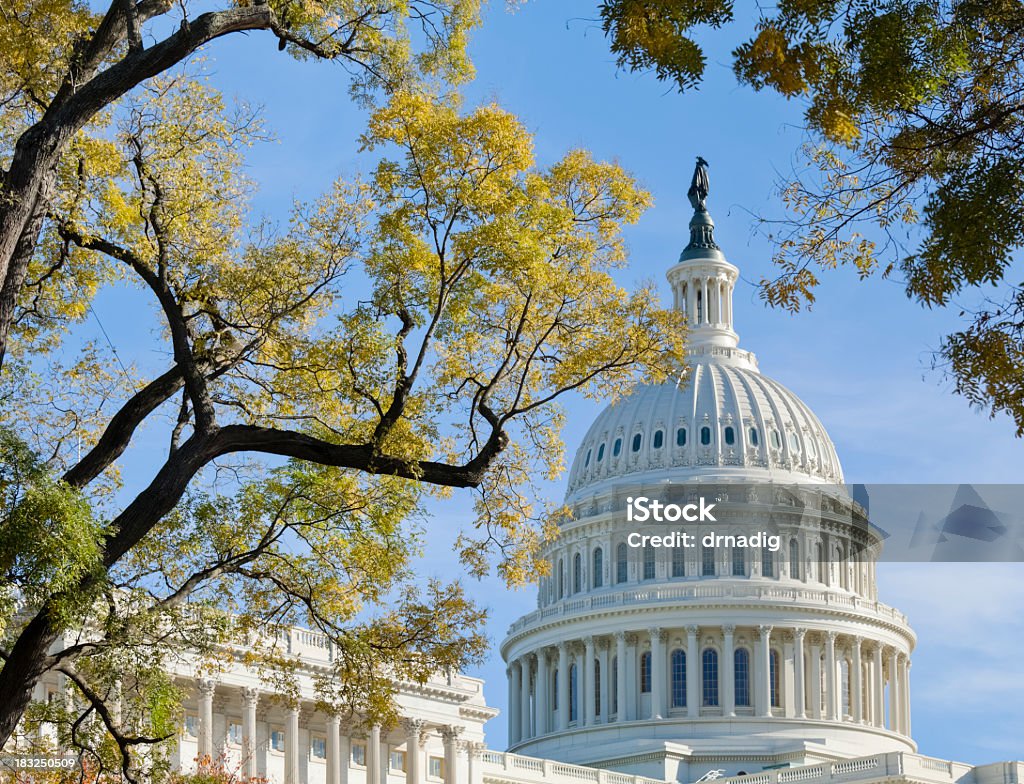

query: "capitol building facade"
xmin=17 ymin=163 xmax=1023 ymax=784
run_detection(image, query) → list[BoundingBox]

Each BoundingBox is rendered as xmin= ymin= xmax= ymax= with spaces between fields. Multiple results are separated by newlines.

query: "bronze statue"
xmin=687 ymin=156 xmax=710 ymax=212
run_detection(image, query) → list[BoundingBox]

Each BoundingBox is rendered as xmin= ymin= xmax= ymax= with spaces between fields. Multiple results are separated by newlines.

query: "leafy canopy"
xmin=2 ymin=72 xmax=683 ymax=780
xmin=600 ymin=0 xmax=1024 ymax=434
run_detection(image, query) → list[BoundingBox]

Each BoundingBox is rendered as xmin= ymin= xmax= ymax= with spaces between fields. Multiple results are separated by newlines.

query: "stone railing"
xmin=714 ymin=753 xmax=982 ymax=784
xmin=509 ymin=584 xmax=907 ymax=634
xmin=479 ymin=750 xmax=670 ymax=784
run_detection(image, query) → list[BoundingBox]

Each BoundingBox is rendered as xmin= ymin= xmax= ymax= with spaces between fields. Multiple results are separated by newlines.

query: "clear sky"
xmin=77 ymin=0 xmax=1024 ymax=769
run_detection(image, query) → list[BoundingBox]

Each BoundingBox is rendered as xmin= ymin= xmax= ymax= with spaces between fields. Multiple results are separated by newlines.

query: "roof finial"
xmin=687 ymin=156 xmax=710 ymax=213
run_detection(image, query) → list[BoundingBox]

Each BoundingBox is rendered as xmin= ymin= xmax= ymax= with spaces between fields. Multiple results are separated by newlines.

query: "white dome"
xmin=565 ymin=358 xmax=844 ymax=502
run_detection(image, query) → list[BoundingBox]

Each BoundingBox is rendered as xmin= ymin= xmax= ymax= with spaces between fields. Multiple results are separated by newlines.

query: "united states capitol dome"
xmin=565 ymin=176 xmax=842 ymax=505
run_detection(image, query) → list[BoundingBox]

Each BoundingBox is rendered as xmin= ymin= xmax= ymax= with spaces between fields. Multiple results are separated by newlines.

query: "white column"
xmin=197 ymin=679 xmax=216 ymax=761
xmin=686 ymin=626 xmax=699 ymax=717
xmin=405 ymin=719 xmax=423 ymax=784
xmin=598 ymin=640 xmax=610 ymax=723
xmin=825 ymin=632 xmax=838 ymax=720
xmin=902 ymin=656 xmax=912 ymax=737
xmin=520 ymin=656 xmax=532 ymax=739
xmin=872 ymin=645 xmax=884 ymax=727
xmin=701 ymin=278 xmax=709 ymax=324
xmin=241 ymin=687 xmax=259 ymax=781
xmin=442 ymin=726 xmax=462 ymax=784
xmin=625 ymin=634 xmax=637 ymax=721
xmin=467 ymin=742 xmax=483 ymax=784
xmin=557 ymin=642 xmax=570 ymax=731
xmin=759 ymin=626 xmax=773 ymax=716
xmin=369 ymin=724 xmax=382 ymax=784
xmin=851 ymin=637 xmax=863 ymax=723
xmin=327 ymin=714 xmax=342 ymax=784
xmin=615 ymin=632 xmax=627 ymax=721
xmin=584 ymin=637 xmax=597 ymax=725
xmin=810 ymin=640 xmax=822 ymax=720
xmin=509 ymin=662 xmax=522 ymax=745
xmin=722 ymin=625 xmax=735 ymax=717
xmin=286 ymin=705 xmax=300 ymax=784
xmin=793 ymin=629 xmax=806 ymax=719
xmin=686 ymin=280 xmax=696 ymax=327
xmin=649 ymin=628 xmax=665 ymax=720
xmin=536 ymin=649 xmax=550 ymax=735
xmin=575 ymin=647 xmax=585 ymax=724
xmin=888 ymin=649 xmax=899 ymax=732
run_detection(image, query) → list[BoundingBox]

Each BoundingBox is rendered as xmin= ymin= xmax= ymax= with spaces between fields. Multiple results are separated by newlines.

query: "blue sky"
xmin=77 ymin=0 xmax=1023 ymax=768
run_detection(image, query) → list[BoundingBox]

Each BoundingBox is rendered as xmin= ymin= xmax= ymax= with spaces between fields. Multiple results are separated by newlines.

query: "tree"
xmin=0 ymin=0 xmax=482 ymax=370
xmin=599 ymin=0 xmax=1024 ymax=434
xmin=0 ymin=77 xmax=684 ymax=779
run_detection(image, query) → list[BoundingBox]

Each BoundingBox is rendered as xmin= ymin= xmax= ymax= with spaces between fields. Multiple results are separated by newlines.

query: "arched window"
xmin=594 ymin=659 xmax=601 ymax=717
xmin=676 ymin=427 xmax=687 ymax=446
xmin=702 ymin=545 xmax=716 ymax=576
xmin=616 ymin=543 xmax=628 ymax=584
xmin=724 ymin=426 xmax=735 ymax=446
xmin=553 ymin=670 xmax=558 ymax=710
xmin=613 ymin=438 xmax=622 ymax=457
xmin=631 ymin=433 xmax=642 ymax=453
xmin=770 ymin=649 xmax=781 ymax=708
xmin=789 ymin=538 xmax=800 ymax=580
xmin=671 ymin=649 xmax=687 ymax=708
xmin=640 ymin=651 xmax=652 ymax=693
xmin=653 ymin=430 xmax=664 ymax=449
xmin=597 ymin=443 xmax=605 ymax=462
xmin=702 ymin=649 xmax=719 ymax=706
xmin=643 ymin=545 xmax=655 ymax=580
xmin=732 ymin=546 xmax=745 ymax=576
xmin=557 ymin=559 xmax=564 ymax=599
xmin=734 ymin=648 xmax=751 ymax=707
xmin=671 ymin=546 xmax=686 ymax=577
xmin=569 ymin=664 xmax=578 ymax=722
xmin=593 ymin=547 xmax=604 ymax=589
xmin=584 ymin=449 xmax=592 ymax=467
xmin=749 ymin=427 xmax=759 ymax=446
xmin=770 ymin=430 xmax=782 ymax=449
xmin=611 ymin=656 xmax=618 ymax=714
xmin=700 ymin=426 xmax=711 ymax=446
xmin=573 ymin=552 xmax=582 ymax=593
xmin=762 ymin=546 xmax=775 ymax=578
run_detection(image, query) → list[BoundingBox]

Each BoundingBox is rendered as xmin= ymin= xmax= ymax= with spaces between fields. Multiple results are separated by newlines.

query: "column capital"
xmin=197 ymin=678 xmax=217 ymax=697
xmin=722 ymin=624 xmax=735 ymax=635
xmin=326 ymin=712 xmax=341 ymax=728
xmin=686 ymin=624 xmax=699 ymax=636
xmin=464 ymin=741 xmax=485 ymax=759
xmin=793 ymin=627 xmax=806 ymax=639
xmin=597 ymin=637 xmax=610 ymax=651
xmin=402 ymin=718 xmax=426 ymax=735
xmin=241 ymin=686 xmax=260 ymax=707
xmin=557 ymin=640 xmax=569 ymax=652
xmin=584 ymin=635 xmax=596 ymax=648
xmin=441 ymin=725 xmax=464 ymax=742
xmin=826 ymin=630 xmax=838 ymax=643
xmin=613 ymin=631 xmax=627 ymax=644
xmin=758 ymin=624 xmax=773 ymax=637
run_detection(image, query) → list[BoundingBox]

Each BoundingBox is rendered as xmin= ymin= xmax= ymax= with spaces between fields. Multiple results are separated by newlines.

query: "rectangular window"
xmin=351 ymin=742 xmax=367 ymax=766
xmin=762 ymin=547 xmax=775 ymax=578
xmin=429 ymin=757 xmax=445 ymax=780
xmin=390 ymin=750 xmax=406 ymax=772
xmin=702 ymin=545 xmax=716 ymax=576
xmin=184 ymin=715 xmax=198 ymax=739
xmin=732 ymin=546 xmax=745 ymax=576
xmin=671 ymin=546 xmax=685 ymax=577
xmin=271 ymin=730 xmax=285 ymax=753
xmin=643 ymin=546 xmax=655 ymax=580
xmin=227 ymin=721 xmax=243 ymax=747
xmin=311 ymin=736 xmax=327 ymax=760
